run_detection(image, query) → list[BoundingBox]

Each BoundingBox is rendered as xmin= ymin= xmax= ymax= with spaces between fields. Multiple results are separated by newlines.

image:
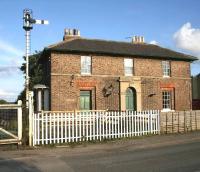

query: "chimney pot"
xmin=132 ymin=36 xmax=145 ymax=44
xmin=63 ymin=28 xmax=80 ymax=41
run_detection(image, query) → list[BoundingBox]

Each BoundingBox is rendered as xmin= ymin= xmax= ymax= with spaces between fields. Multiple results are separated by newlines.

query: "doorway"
xmin=125 ymin=87 xmax=137 ymax=111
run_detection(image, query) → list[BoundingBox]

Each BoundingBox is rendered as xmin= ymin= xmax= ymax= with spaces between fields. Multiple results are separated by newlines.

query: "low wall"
xmin=160 ymin=110 xmax=200 ymax=134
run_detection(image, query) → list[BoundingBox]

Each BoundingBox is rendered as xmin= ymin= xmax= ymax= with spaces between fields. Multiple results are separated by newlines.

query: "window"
xmin=162 ymin=91 xmax=171 ymax=110
xmin=124 ymin=58 xmax=133 ymax=76
xmin=162 ymin=61 xmax=170 ymax=77
xmin=80 ymin=91 xmax=92 ymax=110
xmin=81 ymin=56 xmax=91 ymax=75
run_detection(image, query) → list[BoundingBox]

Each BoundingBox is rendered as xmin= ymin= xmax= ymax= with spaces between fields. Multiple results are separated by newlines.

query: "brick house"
xmin=35 ymin=29 xmax=197 ymax=112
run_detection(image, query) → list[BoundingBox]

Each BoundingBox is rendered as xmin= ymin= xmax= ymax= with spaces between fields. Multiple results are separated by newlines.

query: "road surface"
xmin=0 ymin=132 xmax=200 ymax=172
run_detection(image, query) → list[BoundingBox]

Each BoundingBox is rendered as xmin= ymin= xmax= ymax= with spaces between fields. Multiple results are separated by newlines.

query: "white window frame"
xmin=124 ymin=58 xmax=133 ymax=76
xmin=81 ymin=56 xmax=91 ymax=75
xmin=162 ymin=61 xmax=170 ymax=77
xmin=162 ymin=91 xmax=171 ymax=112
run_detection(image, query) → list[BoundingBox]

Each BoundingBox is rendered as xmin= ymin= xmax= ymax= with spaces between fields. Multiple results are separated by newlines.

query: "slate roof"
xmin=44 ymin=38 xmax=197 ymax=61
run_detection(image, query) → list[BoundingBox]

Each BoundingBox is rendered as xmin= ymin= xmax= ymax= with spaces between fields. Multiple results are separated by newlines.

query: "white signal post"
xmin=23 ymin=9 xmax=49 ymax=108
xmin=35 ymin=20 xmax=49 ymax=25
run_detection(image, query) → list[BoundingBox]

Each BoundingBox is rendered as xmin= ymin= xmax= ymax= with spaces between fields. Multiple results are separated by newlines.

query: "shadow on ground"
xmin=0 ymin=157 xmax=41 ymax=172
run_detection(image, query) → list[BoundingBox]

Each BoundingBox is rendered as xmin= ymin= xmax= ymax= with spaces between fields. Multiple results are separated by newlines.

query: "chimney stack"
xmin=63 ymin=28 xmax=80 ymax=41
xmin=132 ymin=36 xmax=145 ymax=44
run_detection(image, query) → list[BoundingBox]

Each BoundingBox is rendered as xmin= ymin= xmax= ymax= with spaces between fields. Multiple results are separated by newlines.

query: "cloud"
xmin=173 ymin=22 xmax=200 ymax=58
xmin=0 ymin=39 xmax=24 ymax=76
xmin=0 ymin=38 xmax=24 ymax=101
xmin=0 ymin=39 xmax=23 ymax=56
xmin=0 ymin=65 xmax=21 ymax=77
xmin=0 ymin=89 xmax=16 ymax=96
xmin=149 ymin=40 xmax=158 ymax=45
xmin=0 ymin=55 xmax=24 ymax=65
xmin=0 ymin=88 xmax=18 ymax=102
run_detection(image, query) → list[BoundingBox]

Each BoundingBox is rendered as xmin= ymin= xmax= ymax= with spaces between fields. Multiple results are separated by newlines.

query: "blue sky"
xmin=0 ymin=0 xmax=200 ymax=101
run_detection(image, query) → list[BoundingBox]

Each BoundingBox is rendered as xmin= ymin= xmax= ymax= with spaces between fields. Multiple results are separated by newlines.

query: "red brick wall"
xmin=50 ymin=75 xmax=120 ymax=111
xmin=92 ymin=55 xmax=124 ymax=75
xmin=141 ymin=78 xmax=192 ymax=111
xmin=51 ymin=53 xmax=80 ymax=74
xmin=49 ymin=52 xmax=192 ymax=111
xmin=134 ymin=58 xmax=162 ymax=77
xmin=171 ymin=61 xmax=190 ymax=78
xmin=134 ymin=58 xmax=190 ymax=78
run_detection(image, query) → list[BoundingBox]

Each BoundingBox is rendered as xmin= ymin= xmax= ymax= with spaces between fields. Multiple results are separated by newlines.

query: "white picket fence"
xmin=32 ymin=110 xmax=160 ymax=146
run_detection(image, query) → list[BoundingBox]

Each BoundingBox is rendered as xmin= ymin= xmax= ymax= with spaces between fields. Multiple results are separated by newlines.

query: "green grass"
xmin=34 ymin=133 xmax=160 ymax=148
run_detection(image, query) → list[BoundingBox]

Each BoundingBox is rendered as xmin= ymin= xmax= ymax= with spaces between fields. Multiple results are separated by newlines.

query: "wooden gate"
xmin=0 ymin=100 xmax=22 ymax=145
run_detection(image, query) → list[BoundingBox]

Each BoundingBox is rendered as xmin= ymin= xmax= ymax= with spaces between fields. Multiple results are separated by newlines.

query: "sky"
xmin=0 ymin=0 xmax=200 ymax=101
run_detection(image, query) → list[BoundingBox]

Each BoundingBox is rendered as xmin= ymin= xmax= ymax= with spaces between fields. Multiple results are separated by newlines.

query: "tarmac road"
xmin=0 ymin=132 xmax=200 ymax=172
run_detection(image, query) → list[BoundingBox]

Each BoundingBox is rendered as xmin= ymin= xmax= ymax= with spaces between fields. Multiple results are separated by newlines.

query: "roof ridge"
xmin=76 ymin=37 xmax=152 ymax=46
xmin=46 ymin=37 xmax=158 ymax=49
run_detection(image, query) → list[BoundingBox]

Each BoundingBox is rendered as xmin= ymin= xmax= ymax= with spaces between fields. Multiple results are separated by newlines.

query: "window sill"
xmin=125 ymin=74 xmax=133 ymax=76
xmin=161 ymin=109 xmax=175 ymax=112
xmin=163 ymin=75 xmax=170 ymax=78
xmin=81 ymin=73 xmax=91 ymax=76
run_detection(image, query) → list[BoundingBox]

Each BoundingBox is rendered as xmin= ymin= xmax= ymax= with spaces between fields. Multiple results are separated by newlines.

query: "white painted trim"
xmin=29 ymin=91 xmax=34 ymax=146
xmin=37 ymin=90 xmax=42 ymax=111
xmin=161 ymin=109 xmax=175 ymax=112
xmin=163 ymin=75 xmax=170 ymax=78
xmin=17 ymin=100 xmax=22 ymax=144
xmin=125 ymin=74 xmax=133 ymax=76
xmin=81 ymin=73 xmax=91 ymax=76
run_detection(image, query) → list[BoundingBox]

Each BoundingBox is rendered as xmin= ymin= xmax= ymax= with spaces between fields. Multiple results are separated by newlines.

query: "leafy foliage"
xmin=17 ymin=51 xmax=44 ymax=102
xmin=0 ymin=99 xmax=8 ymax=104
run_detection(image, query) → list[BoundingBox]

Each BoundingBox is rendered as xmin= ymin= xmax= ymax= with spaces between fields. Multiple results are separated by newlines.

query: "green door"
xmin=80 ymin=91 xmax=91 ymax=110
xmin=125 ymin=87 xmax=136 ymax=111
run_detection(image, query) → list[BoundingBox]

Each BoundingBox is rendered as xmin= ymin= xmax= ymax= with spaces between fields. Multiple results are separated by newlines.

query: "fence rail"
xmin=33 ymin=110 xmax=160 ymax=146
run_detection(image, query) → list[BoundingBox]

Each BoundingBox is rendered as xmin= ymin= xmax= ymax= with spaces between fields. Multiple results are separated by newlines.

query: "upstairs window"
xmin=81 ymin=56 xmax=91 ymax=75
xmin=124 ymin=58 xmax=133 ymax=76
xmin=162 ymin=61 xmax=170 ymax=77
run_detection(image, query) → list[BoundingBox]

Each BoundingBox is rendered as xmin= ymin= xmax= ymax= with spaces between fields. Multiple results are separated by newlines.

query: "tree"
xmin=17 ymin=51 xmax=44 ymax=102
xmin=0 ymin=99 xmax=8 ymax=104
xmin=16 ymin=51 xmax=45 ymax=145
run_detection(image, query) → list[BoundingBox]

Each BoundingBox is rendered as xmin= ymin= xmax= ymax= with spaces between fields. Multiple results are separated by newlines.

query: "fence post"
xmin=150 ymin=110 xmax=152 ymax=134
xmin=184 ymin=110 xmax=186 ymax=132
xmin=172 ymin=112 xmax=174 ymax=133
xmin=158 ymin=110 xmax=161 ymax=134
xmin=165 ymin=113 xmax=168 ymax=134
xmin=29 ymin=91 xmax=34 ymax=146
xmin=190 ymin=111 xmax=192 ymax=131
xmin=178 ymin=111 xmax=180 ymax=133
xmin=195 ymin=111 xmax=197 ymax=131
xmin=17 ymin=100 xmax=22 ymax=145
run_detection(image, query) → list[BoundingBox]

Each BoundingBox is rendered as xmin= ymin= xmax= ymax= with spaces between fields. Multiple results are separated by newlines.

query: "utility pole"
xmin=23 ymin=9 xmax=48 ymax=146
xmin=23 ymin=9 xmax=49 ymax=108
